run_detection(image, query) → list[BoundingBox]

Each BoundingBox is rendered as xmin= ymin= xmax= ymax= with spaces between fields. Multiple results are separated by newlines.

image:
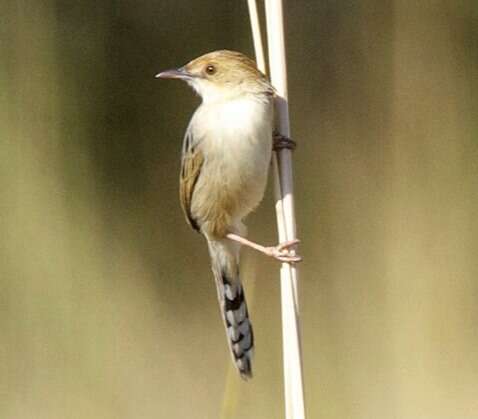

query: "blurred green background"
xmin=1 ymin=1 xmax=478 ymax=418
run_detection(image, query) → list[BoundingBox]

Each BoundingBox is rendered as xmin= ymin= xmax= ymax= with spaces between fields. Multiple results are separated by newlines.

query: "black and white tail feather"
xmin=208 ymin=239 xmax=254 ymax=379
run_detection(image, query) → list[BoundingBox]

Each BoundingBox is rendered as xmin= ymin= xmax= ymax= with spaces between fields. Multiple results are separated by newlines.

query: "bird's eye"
xmin=205 ymin=64 xmax=216 ymax=75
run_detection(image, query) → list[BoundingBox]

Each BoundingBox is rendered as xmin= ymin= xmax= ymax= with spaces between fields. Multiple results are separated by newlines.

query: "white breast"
xmin=191 ymin=95 xmax=273 ymax=230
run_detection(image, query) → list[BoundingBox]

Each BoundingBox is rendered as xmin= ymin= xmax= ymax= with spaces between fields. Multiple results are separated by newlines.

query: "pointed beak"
xmin=155 ymin=67 xmax=193 ymax=80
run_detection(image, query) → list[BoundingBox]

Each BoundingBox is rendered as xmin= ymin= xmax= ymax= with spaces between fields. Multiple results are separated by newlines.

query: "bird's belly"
xmin=188 ymin=96 xmax=273 ymax=237
xmin=192 ymin=133 xmax=272 ymax=237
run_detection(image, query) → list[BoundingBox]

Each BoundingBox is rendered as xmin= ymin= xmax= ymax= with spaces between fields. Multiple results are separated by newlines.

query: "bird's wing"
xmin=179 ymin=128 xmax=204 ymax=232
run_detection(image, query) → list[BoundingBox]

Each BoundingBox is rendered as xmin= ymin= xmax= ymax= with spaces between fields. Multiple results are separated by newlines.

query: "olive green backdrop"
xmin=1 ymin=1 xmax=477 ymax=418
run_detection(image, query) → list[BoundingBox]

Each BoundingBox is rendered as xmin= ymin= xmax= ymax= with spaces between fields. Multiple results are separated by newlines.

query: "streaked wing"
xmin=179 ymin=129 xmax=204 ymax=231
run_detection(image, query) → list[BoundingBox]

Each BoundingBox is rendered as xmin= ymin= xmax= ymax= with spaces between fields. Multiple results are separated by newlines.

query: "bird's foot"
xmin=273 ymin=132 xmax=297 ymax=151
xmin=263 ymin=239 xmax=302 ymax=263
xmin=226 ymin=233 xmax=302 ymax=263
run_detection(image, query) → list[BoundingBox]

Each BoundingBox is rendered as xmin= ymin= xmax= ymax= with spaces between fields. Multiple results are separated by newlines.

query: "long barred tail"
xmin=208 ymin=239 xmax=254 ymax=379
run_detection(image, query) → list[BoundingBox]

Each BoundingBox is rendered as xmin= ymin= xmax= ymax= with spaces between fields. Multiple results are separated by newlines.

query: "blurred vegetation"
xmin=1 ymin=1 xmax=477 ymax=418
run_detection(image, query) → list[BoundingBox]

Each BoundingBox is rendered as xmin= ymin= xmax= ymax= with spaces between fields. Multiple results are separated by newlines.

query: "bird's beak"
xmin=155 ymin=67 xmax=193 ymax=80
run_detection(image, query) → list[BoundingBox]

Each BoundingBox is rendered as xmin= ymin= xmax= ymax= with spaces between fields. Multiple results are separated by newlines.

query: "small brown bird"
xmin=156 ymin=50 xmax=300 ymax=379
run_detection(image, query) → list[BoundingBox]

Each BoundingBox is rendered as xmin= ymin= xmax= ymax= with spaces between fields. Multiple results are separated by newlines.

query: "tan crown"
xmin=184 ymin=50 xmax=274 ymax=94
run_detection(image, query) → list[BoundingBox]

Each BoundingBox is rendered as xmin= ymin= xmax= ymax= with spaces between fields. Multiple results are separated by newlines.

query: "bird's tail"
xmin=207 ymin=238 xmax=253 ymax=379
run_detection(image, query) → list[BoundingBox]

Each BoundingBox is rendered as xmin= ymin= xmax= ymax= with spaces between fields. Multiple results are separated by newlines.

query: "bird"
xmin=156 ymin=50 xmax=300 ymax=379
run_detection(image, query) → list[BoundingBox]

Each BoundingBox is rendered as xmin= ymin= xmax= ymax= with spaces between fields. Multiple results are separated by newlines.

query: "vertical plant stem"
xmin=248 ymin=1 xmax=306 ymax=419
xmin=247 ymin=0 xmax=266 ymax=74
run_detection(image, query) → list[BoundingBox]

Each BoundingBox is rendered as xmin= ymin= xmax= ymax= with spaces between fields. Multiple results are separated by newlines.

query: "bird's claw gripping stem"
xmin=263 ymin=239 xmax=302 ymax=263
xmin=226 ymin=233 xmax=302 ymax=264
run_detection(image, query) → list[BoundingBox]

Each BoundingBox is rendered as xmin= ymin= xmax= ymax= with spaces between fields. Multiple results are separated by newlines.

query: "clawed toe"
xmin=265 ymin=239 xmax=302 ymax=263
xmin=275 ymin=254 xmax=302 ymax=263
xmin=276 ymin=239 xmax=300 ymax=252
xmin=225 ymin=232 xmax=302 ymax=263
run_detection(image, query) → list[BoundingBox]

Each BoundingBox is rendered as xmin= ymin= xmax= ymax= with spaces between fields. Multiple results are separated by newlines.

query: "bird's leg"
xmin=226 ymin=233 xmax=302 ymax=263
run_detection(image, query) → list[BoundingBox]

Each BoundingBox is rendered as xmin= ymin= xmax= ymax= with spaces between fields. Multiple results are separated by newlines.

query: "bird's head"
xmin=156 ymin=50 xmax=274 ymax=103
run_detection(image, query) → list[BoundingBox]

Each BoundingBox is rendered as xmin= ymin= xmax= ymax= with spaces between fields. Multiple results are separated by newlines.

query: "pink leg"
xmin=226 ymin=233 xmax=302 ymax=263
